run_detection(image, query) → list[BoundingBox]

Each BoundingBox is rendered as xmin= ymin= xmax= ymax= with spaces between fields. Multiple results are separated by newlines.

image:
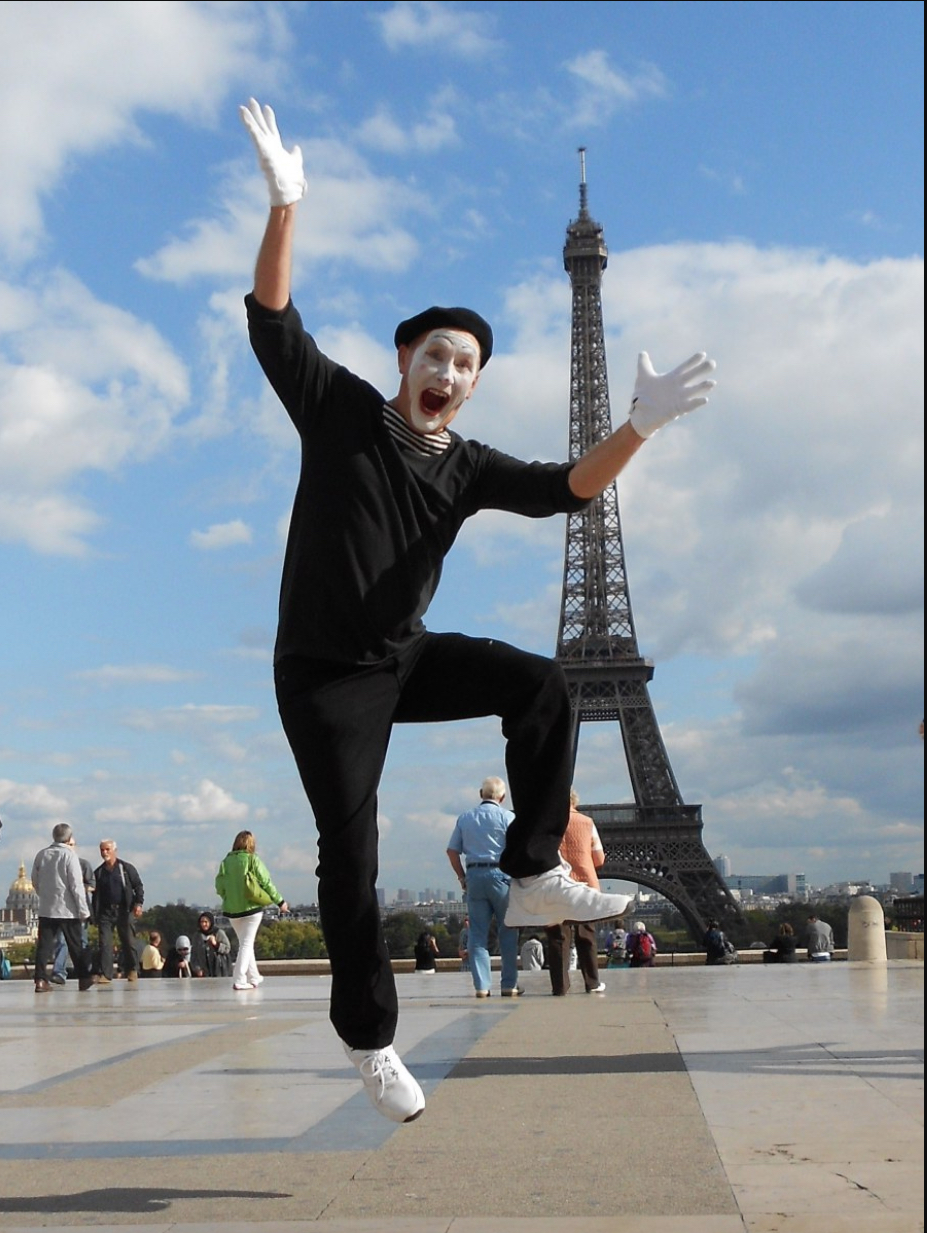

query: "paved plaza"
xmin=0 ymin=960 xmax=922 ymax=1233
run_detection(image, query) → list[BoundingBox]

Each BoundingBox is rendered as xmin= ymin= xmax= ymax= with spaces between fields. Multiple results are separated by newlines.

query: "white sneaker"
xmin=504 ymin=867 xmax=632 ymax=927
xmin=586 ymin=982 xmax=607 ymax=994
xmin=342 ymin=1042 xmax=425 ymax=1124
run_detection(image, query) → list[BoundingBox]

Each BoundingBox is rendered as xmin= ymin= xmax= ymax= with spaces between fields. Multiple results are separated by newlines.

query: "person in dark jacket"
xmin=190 ymin=911 xmax=232 ymax=978
xmin=93 ymin=838 xmax=143 ymax=982
xmin=703 ymin=919 xmax=736 ymax=965
xmin=763 ymin=922 xmax=799 ymax=963
xmin=414 ymin=931 xmax=439 ymax=973
xmin=162 ymin=935 xmax=193 ymax=978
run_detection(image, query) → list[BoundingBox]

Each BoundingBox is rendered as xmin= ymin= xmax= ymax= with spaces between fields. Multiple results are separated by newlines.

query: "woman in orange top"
xmin=545 ymin=789 xmax=611 ymax=995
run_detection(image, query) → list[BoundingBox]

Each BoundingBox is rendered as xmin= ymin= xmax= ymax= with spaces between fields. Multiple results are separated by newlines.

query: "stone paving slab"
xmin=0 ymin=961 xmax=921 ymax=1232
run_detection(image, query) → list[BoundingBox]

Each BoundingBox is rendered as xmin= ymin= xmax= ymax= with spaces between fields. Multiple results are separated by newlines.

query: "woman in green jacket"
xmin=215 ymin=831 xmax=288 ymax=990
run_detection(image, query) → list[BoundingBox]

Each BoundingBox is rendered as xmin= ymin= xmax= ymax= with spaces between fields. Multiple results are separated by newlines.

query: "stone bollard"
xmin=847 ymin=895 xmax=888 ymax=962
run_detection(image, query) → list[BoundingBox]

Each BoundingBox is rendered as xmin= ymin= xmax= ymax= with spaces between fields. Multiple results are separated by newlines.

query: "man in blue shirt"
xmin=447 ymin=777 xmax=521 ymax=998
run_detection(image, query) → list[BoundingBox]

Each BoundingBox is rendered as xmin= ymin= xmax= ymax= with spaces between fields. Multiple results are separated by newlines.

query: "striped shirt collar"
xmin=383 ymin=402 xmax=451 ymax=455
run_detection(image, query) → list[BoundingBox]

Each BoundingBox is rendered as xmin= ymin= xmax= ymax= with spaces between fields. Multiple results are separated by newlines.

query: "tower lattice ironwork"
xmin=556 ymin=151 xmax=740 ymax=941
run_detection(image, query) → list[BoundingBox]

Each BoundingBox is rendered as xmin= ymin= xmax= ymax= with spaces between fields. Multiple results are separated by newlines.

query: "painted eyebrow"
xmin=430 ymin=331 xmax=478 ymax=353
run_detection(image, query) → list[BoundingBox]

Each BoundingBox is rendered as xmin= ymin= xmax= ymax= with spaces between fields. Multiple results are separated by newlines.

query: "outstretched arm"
xmin=569 ymin=351 xmax=716 ymax=500
xmin=240 ymin=98 xmax=307 ymax=311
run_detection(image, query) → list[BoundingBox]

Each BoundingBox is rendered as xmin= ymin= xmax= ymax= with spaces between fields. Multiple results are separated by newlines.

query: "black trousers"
xmin=97 ymin=908 xmax=138 ymax=977
xmin=35 ymin=917 xmax=91 ymax=982
xmin=275 ymin=632 xmax=574 ymax=1049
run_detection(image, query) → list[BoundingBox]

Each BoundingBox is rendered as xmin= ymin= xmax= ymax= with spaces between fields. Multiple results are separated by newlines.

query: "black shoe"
xmin=35 ymin=980 xmax=52 ymax=993
xmin=50 ymin=973 xmax=67 ymax=985
xmin=78 ymin=975 xmax=99 ymax=991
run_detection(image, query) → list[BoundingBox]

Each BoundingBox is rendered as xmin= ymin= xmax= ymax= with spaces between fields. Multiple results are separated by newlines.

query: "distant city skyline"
xmin=3 ymin=852 xmax=921 ymax=917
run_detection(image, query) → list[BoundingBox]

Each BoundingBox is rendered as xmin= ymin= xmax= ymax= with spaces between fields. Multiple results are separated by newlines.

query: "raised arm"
xmin=569 ymin=351 xmax=716 ymax=500
xmin=252 ymin=206 xmax=298 ymax=311
xmin=240 ymin=98 xmax=307 ymax=311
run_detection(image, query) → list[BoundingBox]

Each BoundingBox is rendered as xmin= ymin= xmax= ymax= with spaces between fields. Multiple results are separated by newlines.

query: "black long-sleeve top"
xmin=246 ymin=296 xmax=589 ymax=666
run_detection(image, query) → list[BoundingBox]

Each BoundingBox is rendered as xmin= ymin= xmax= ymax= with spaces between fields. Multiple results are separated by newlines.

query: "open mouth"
xmin=421 ymin=389 xmax=450 ymax=416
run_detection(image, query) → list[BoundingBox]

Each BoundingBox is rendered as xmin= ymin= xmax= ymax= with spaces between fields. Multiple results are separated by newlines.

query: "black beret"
xmin=394 ymin=306 xmax=493 ymax=367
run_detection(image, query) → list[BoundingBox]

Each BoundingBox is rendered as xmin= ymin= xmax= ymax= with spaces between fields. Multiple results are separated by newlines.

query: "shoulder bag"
xmin=244 ymin=857 xmax=275 ymax=908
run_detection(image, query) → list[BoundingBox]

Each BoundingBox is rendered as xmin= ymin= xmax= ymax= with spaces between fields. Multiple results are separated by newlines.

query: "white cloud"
xmin=610 ymin=245 xmax=923 ymax=655
xmin=190 ymin=519 xmax=254 ymax=550
xmin=699 ymin=164 xmax=747 ymax=196
xmin=0 ymin=778 xmax=70 ymax=819
xmin=794 ymin=512 xmax=923 ymax=616
xmin=467 ymin=243 xmax=923 ymax=667
xmin=124 ymin=704 xmax=261 ymax=732
xmin=0 ymin=269 xmax=189 ymax=555
xmin=275 ymin=843 xmax=320 ymax=877
xmin=312 ymin=325 xmax=398 ymax=396
xmin=849 ymin=209 xmax=888 ymax=232
xmin=93 ymin=778 xmax=249 ymax=826
xmin=0 ymin=1 xmax=277 ymax=255
xmin=735 ymin=629 xmax=922 ymax=739
xmin=0 ymin=492 xmax=102 ymax=557
xmin=137 ymin=139 xmax=426 ymax=284
xmin=73 ymin=664 xmax=201 ymax=686
xmin=355 ymin=105 xmax=459 ymax=155
xmin=376 ymin=2 xmax=501 ymax=58
xmin=453 ymin=271 xmax=572 ymax=461
xmin=564 ymin=50 xmax=668 ymax=126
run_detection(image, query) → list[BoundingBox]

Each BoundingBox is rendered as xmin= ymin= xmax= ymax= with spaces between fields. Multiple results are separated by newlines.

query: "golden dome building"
xmin=2 ymin=862 xmax=39 ymax=941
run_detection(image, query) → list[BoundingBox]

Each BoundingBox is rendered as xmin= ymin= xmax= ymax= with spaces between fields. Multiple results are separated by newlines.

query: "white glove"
xmin=240 ymin=98 xmax=307 ymax=207
xmin=628 ymin=351 xmax=716 ymax=439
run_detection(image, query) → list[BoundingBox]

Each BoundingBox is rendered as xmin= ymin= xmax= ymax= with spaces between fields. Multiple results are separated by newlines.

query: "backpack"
xmin=635 ymin=932 xmax=653 ymax=961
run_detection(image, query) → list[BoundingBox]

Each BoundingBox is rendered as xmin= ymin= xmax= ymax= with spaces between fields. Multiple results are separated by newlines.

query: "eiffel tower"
xmin=555 ymin=151 xmax=741 ymax=941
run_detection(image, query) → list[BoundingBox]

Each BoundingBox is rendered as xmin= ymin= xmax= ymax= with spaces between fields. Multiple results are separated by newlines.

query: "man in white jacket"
xmin=31 ymin=824 xmax=96 ymax=993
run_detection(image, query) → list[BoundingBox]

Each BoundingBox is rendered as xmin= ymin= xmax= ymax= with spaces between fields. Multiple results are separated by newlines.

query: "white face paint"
xmin=396 ymin=329 xmax=481 ymax=435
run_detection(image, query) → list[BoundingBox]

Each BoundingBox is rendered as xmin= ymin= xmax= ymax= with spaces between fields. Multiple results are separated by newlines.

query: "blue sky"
xmin=1 ymin=1 xmax=923 ymax=910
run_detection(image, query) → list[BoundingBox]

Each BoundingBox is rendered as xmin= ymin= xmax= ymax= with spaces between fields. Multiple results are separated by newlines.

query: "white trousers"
xmin=230 ymin=912 xmax=263 ymax=986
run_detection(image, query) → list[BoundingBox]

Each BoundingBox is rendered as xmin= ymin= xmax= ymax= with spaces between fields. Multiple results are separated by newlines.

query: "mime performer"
xmin=240 ymin=98 xmax=716 ymax=1125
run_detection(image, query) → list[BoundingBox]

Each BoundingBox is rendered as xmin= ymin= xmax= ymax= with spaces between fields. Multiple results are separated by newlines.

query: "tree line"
xmin=4 ymin=901 xmax=861 ymax=967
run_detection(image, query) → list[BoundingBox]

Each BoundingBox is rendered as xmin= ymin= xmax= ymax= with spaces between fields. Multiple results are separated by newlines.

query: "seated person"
xmin=190 ymin=911 xmax=232 ymax=977
xmin=413 ymin=931 xmax=438 ymax=973
xmin=763 ymin=922 xmax=798 ymax=963
xmin=139 ymin=930 xmax=165 ymax=977
xmin=162 ymin=935 xmax=193 ymax=978
xmin=703 ymin=919 xmax=734 ymax=965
